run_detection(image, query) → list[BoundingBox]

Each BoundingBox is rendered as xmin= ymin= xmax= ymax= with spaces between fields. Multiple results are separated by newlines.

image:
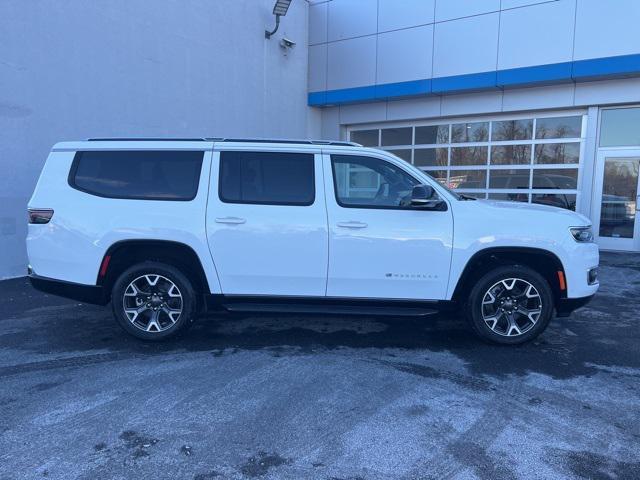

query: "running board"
xmin=220 ymin=302 xmax=438 ymax=317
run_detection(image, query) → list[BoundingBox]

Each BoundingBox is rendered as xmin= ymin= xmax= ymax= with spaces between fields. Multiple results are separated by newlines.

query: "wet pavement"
xmin=0 ymin=252 xmax=639 ymax=479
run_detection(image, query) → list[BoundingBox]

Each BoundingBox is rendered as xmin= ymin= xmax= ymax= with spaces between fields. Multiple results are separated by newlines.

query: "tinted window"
xmin=489 ymin=170 xmax=530 ymax=189
xmin=532 ymin=193 xmax=576 ymax=211
xmin=219 ymin=151 xmax=315 ymax=205
xmin=600 ymin=107 xmax=640 ymax=147
xmin=414 ymin=148 xmax=448 ymax=167
xmin=451 ymin=146 xmax=488 ymax=166
xmin=381 ymin=127 xmax=412 ymax=146
xmin=491 ymin=145 xmax=531 ymax=165
xmin=535 ymin=116 xmax=581 ymax=139
xmin=331 ymin=155 xmax=420 ymax=209
xmin=450 ymin=170 xmax=486 ymax=189
xmin=386 ymin=149 xmax=411 ymax=162
xmin=350 ymin=129 xmax=379 ymax=147
xmin=491 ymin=119 xmax=533 ymax=141
xmin=451 ymin=122 xmax=489 ymax=142
xmin=534 ymin=143 xmax=580 ymax=164
xmin=532 ymin=169 xmax=578 ymax=189
xmin=70 ymin=150 xmax=203 ymax=200
xmin=415 ymin=125 xmax=449 ymax=145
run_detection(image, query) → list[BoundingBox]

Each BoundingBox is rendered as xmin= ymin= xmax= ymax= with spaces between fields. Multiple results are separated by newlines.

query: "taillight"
xmin=28 ymin=208 xmax=54 ymax=224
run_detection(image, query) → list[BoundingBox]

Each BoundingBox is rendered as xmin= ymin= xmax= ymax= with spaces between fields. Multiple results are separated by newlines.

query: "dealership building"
xmin=1 ymin=0 xmax=640 ymax=279
xmin=309 ymin=0 xmax=640 ymax=254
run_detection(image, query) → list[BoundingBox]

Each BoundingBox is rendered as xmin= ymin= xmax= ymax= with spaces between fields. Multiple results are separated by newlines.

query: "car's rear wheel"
xmin=111 ymin=262 xmax=197 ymax=340
xmin=466 ymin=265 xmax=554 ymax=345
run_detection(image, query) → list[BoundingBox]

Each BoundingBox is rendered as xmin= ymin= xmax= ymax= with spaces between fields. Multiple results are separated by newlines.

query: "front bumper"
xmin=556 ymin=295 xmax=595 ymax=317
xmin=28 ymin=274 xmax=108 ymax=305
xmin=563 ymin=242 xmax=599 ymax=298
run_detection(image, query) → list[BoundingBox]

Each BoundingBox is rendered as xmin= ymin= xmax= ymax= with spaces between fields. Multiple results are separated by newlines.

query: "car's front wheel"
xmin=466 ymin=265 xmax=554 ymax=345
xmin=111 ymin=262 xmax=197 ymax=341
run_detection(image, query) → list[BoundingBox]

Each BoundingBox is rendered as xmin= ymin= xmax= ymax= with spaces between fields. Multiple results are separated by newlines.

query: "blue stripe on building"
xmin=309 ymin=54 xmax=640 ymax=107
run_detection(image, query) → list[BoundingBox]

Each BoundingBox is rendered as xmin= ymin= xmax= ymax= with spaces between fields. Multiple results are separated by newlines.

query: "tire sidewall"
xmin=111 ymin=262 xmax=196 ymax=341
xmin=467 ymin=265 xmax=554 ymax=345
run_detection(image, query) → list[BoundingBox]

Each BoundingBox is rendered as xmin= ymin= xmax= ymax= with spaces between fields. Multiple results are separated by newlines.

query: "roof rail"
xmin=85 ymin=137 xmax=362 ymax=147
xmin=207 ymin=137 xmax=361 ymax=147
xmin=87 ymin=137 xmax=207 ymax=141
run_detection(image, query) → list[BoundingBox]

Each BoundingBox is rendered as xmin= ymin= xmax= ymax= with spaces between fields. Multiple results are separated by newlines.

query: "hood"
xmin=476 ymin=199 xmax=591 ymax=225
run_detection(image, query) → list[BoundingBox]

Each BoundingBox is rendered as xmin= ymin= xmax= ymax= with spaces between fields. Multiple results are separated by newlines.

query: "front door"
xmin=593 ymin=150 xmax=640 ymax=251
xmin=323 ymin=153 xmax=454 ymax=300
xmin=206 ymin=149 xmax=328 ymax=296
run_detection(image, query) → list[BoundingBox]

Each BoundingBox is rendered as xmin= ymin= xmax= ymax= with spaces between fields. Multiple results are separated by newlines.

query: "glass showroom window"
xmin=349 ymin=113 xmax=585 ymax=210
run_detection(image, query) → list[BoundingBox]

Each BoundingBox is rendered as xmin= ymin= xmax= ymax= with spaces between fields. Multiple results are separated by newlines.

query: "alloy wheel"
xmin=481 ymin=277 xmax=542 ymax=337
xmin=122 ymin=274 xmax=183 ymax=333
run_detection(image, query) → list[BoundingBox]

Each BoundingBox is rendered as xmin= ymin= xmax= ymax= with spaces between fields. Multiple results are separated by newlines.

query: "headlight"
xmin=570 ymin=226 xmax=594 ymax=243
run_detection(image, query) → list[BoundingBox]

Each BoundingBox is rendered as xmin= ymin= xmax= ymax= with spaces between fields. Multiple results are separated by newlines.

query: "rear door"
xmin=206 ymin=148 xmax=328 ymax=296
xmin=323 ymin=152 xmax=453 ymax=300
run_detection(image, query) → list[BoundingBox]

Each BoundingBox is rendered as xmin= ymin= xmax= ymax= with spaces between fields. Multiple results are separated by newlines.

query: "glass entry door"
xmin=593 ymin=150 xmax=640 ymax=251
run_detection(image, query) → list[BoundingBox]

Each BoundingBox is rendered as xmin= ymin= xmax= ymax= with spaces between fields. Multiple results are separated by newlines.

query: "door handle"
xmin=336 ymin=221 xmax=368 ymax=229
xmin=636 ymin=196 xmax=640 ymax=211
xmin=215 ymin=217 xmax=246 ymax=225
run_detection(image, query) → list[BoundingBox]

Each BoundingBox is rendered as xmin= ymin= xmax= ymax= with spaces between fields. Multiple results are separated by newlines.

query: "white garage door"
xmin=348 ymin=111 xmax=587 ymax=212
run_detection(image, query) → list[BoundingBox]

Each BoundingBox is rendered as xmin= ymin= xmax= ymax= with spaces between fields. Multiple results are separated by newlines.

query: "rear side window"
xmin=69 ymin=150 xmax=204 ymax=201
xmin=219 ymin=151 xmax=315 ymax=205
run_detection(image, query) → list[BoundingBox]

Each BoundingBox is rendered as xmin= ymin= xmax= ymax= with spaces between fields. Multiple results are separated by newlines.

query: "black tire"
xmin=466 ymin=265 xmax=554 ymax=345
xmin=111 ymin=261 xmax=197 ymax=341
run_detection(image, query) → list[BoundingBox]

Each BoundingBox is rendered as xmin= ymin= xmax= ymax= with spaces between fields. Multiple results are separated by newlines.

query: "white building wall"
xmin=309 ymin=0 xmax=640 ymax=94
xmin=497 ymin=0 xmax=575 ymax=70
xmin=432 ymin=11 xmax=500 ymax=78
xmin=574 ymin=0 xmax=640 ymax=60
xmin=0 ymin=0 xmax=312 ymax=279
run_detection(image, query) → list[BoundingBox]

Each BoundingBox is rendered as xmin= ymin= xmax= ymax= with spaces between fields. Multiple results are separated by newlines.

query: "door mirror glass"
xmin=411 ymin=184 xmax=440 ymax=208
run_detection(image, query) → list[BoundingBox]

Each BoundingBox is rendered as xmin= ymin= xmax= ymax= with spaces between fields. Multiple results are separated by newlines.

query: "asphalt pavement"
xmin=0 ymin=252 xmax=639 ymax=479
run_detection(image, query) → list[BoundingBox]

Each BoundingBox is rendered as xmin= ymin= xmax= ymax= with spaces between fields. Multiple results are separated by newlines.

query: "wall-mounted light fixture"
xmin=265 ymin=0 xmax=292 ymax=39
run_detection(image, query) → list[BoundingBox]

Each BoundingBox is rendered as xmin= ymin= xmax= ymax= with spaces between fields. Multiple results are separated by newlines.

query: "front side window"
xmin=219 ymin=151 xmax=315 ymax=205
xmin=69 ymin=150 xmax=204 ymax=200
xmin=331 ymin=155 xmax=421 ymax=209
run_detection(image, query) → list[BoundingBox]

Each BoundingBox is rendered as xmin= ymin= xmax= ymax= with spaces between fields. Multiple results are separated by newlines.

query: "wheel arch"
xmin=97 ymin=239 xmax=210 ymax=303
xmin=451 ymin=247 xmax=567 ymax=303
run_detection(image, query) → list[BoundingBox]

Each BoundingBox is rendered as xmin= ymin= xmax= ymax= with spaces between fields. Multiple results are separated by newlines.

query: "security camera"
xmin=280 ymin=37 xmax=296 ymax=48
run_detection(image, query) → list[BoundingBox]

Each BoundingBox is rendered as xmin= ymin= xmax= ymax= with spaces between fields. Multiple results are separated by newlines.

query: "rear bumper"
xmin=28 ymin=274 xmax=108 ymax=305
xmin=556 ymin=295 xmax=595 ymax=317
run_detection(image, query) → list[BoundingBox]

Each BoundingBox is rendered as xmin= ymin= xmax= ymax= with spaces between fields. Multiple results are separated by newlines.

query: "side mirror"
xmin=411 ymin=184 xmax=440 ymax=207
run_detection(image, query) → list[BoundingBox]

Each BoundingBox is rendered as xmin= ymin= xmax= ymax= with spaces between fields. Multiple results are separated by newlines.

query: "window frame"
xmin=330 ymin=154 xmax=433 ymax=211
xmin=67 ymin=150 xmax=204 ymax=201
xmin=217 ymin=150 xmax=316 ymax=207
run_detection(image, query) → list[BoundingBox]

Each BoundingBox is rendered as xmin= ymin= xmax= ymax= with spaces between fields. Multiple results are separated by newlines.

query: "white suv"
xmin=27 ymin=138 xmax=599 ymax=344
